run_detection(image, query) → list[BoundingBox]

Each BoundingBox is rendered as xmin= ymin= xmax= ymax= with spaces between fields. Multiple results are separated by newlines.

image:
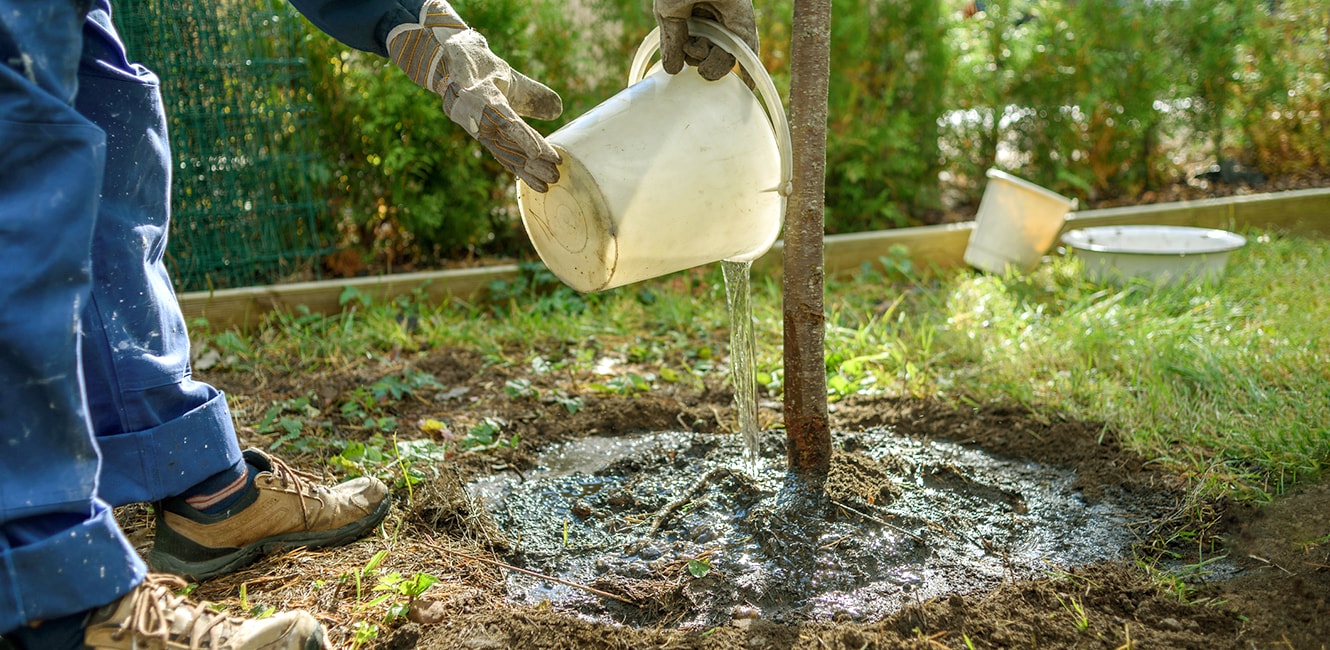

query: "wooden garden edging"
xmin=180 ymin=188 xmax=1330 ymax=331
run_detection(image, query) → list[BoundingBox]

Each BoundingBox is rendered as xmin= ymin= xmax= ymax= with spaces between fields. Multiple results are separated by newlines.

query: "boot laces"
xmin=262 ymin=452 xmax=329 ymax=524
xmin=263 ymin=453 xmax=320 ymax=493
xmin=113 ymin=574 xmax=232 ymax=650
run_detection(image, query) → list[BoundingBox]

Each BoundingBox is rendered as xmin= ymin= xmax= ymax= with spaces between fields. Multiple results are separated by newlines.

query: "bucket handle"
xmin=628 ymin=19 xmax=793 ymax=199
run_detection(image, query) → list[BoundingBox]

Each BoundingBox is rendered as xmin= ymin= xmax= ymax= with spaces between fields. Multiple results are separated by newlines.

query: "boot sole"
xmin=146 ymin=496 xmax=391 ymax=581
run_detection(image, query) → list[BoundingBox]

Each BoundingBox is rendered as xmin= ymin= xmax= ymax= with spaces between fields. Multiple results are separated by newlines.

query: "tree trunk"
xmin=782 ymin=0 xmax=832 ymax=481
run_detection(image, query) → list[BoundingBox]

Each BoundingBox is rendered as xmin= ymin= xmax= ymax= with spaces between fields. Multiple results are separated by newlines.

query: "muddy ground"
xmin=118 ymin=172 xmax=1330 ymax=648
xmin=112 ymin=340 xmax=1330 ymax=650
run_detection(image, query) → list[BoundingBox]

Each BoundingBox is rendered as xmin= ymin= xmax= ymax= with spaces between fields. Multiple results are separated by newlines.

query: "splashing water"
xmin=722 ymin=260 xmax=761 ymax=471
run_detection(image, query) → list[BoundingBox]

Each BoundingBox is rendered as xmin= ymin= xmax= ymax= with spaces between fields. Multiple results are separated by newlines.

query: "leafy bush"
xmin=287 ymin=0 xmax=1327 ymax=264
xmin=1009 ymin=1 xmax=1176 ymax=199
xmin=1233 ymin=0 xmax=1329 ymax=175
xmin=824 ymin=0 xmax=951 ymax=230
xmin=296 ymin=0 xmax=653 ymax=267
xmin=948 ymin=1 xmax=1181 ymax=200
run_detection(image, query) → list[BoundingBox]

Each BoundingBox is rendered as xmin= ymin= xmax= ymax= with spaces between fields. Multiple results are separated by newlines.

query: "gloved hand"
xmin=387 ymin=0 xmax=563 ymax=192
xmin=653 ymin=0 xmax=759 ymax=81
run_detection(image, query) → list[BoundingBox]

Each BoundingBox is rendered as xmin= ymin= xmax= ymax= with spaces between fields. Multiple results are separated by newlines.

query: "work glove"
xmin=387 ymin=0 xmax=563 ymax=192
xmin=653 ymin=0 xmax=759 ymax=81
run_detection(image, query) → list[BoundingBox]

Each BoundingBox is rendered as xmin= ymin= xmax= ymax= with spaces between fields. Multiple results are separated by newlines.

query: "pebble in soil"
xmin=469 ymin=427 xmax=1155 ymax=628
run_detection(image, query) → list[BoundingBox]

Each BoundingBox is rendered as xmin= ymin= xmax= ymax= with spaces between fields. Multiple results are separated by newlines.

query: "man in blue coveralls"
xmin=1 ymin=0 xmax=756 ymax=648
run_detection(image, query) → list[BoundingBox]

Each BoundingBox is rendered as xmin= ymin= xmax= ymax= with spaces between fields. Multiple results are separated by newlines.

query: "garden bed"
xmin=116 ymin=345 xmax=1330 ymax=649
xmin=115 ymin=174 xmax=1330 ymax=649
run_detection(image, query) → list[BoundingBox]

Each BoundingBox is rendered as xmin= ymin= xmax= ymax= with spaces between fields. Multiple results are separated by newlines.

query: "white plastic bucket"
xmin=963 ymin=169 xmax=1076 ymax=274
xmin=517 ymin=20 xmax=792 ymax=293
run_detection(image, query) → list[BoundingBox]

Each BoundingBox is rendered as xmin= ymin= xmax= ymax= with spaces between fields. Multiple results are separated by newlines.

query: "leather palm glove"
xmin=653 ymin=0 xmax=759 ymax=81
xmin=387 ymin=0 xmax=563 ymax=192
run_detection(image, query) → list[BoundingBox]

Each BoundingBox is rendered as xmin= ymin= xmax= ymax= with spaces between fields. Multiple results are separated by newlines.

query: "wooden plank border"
xmin=181 ymin=188 xmax=1330 ymax=330
xmin=180 ymin=265 xmax=519 ymax=331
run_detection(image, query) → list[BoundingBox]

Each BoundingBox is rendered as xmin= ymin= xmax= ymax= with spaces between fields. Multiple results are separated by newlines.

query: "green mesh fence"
xmin=116 ymin=1 xmax=334 ymax=292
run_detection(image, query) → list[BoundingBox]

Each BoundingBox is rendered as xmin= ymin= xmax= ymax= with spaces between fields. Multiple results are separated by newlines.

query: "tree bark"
xmin=782 ymin=0 xmax=832 ymax=481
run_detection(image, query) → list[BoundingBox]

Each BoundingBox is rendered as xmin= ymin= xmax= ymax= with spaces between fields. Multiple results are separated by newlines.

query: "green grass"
xmin=193 ymin=229 xmax=1330 ymax=501
xmin=823 ymin=231 xmax=1330 ymax=499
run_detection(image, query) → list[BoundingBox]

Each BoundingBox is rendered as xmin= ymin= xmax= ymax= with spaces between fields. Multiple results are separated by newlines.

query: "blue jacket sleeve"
xmin=287 ymin=0 xmax=424 ymax=57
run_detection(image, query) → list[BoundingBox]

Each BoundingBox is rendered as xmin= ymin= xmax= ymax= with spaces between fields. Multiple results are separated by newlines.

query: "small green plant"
xmin=349 ymin=621 xmax=379 ymax=650
xmin=342 ymin=549 xmax=389 ymax=633
xmin=504 ymin=378 xmax=539 ymax=399
xmin=391 ymin=436 xmax=451 ymax=489
xmin=339 ymin=386 xmax=378 ymax=422
xmin=362 ymin=416 xmax=401 ymax=434
xmin=497 ymin=376 xmax=585 ymax=412
xmin=370 ymin=369 xmax=444 ymax=402
xmin=461 ymin=418 xmax=519 ymax=451
xmin=329 ymin=441 xmax=389 ymax=480
xmin=686 ymin=557 xmax=712 ymax=578
xmin=875 ymin=245 xmax=918 ymax=282
xmin=256 ymin=394 xmax=332 ymax=454
xmin=1304 ymin=533 xmax=1330 ymax=553
xmin=589 ymin=373 xmax=652 ymax=396
xmin=486 ymin=262 xmax=593 ymax=316
xmin=339 ymin=286 xmax=372 ymax=309
xmin=625 ymin=337 xmax=666 ymax=364
xmin=550 ymin=392 xmax=584 ymax=414
xmin=1149 ymin=553 xmax=1229 ymax=605
xmin=825 ymin=350 xmax=895 ymax=401
xmin=366 ymin=571 xmax=440 ymax=622
xmin=1054 ymin=593 xmax=1090 ymax=632
xmin=237 ymin=583 xmax=274 ymax=620
xmin=339 ymin=370 xmax=444 ymax=426
xmin=328 ymin=434 xmax=448 ymax=487
xmin=191 ymin=328 xmax=253 ymax=371
xmin=342 ymin=549 xmax=439 ymax=628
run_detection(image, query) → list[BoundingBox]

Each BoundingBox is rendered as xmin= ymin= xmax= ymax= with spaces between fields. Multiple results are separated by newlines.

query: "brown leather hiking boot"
xmin=84 ymin=574 xmax=326 ymax=649
xmin=147 ymin=449 xmax=390 ymax=580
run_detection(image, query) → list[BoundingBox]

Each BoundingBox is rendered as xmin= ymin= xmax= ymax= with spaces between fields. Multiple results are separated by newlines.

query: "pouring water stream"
xmin=722 ymin=260 xmax=761 ymax=471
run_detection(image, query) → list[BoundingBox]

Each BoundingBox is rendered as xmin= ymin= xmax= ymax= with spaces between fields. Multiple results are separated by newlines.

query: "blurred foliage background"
xmin=119 ymin=0 xmax=1327 ymax=290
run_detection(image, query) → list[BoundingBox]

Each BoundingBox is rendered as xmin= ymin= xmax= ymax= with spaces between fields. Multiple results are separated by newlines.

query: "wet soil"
xmin=143 ymin=341 xmax=1330 ymax=650
xmin=106 ymin=160 xmax=1330 ymax=650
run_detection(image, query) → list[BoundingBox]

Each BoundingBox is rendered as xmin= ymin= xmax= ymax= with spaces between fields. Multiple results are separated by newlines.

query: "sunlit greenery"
xmin=117 ymin=1 xmax=1327 ymax=287
xmin=291 ymin=0 xmax=1327 ymax=259
xmin=195 ymin=229 xmax=1329 ymax=500
xmin=824 ymin=232 xmax=1330 ymax=499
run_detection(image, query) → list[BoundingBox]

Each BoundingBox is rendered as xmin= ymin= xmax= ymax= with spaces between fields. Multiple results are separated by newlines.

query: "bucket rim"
xmin=631 ymin=19 xmax=793 ymax=203
xmin=985 ymin=168 xmax=1076 ymax=208
xmin=1061 ymin=225 xmax=1248 ymax=256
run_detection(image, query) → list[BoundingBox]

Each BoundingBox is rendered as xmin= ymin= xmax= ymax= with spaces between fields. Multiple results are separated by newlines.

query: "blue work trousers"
xmin=1 ymin=0 xmax=243 ymax=630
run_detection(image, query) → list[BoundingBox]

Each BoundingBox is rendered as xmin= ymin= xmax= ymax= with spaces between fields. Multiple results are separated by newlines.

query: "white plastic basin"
xmin=1061 ymin=225 xmax=1247 ymax=286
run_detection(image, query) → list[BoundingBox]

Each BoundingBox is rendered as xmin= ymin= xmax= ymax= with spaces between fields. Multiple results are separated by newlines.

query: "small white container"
xmin=964 ymin=169 xmax=1077 ymax=274
xmin=1060 ymin=225 xmax=1247 ymax=286
xmin=517 ymin=21 xmax=791 ymax=293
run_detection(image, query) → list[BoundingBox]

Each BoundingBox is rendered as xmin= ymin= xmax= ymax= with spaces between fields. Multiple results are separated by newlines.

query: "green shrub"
xmin=1009 ymin=1 xmax=1175 ymax=198
xmin=940 ymin=0 xmax=1330 ymax=205
xmin=823 ymin=0 xmax=951 ymax=230
xmin=1233 ymin=0 xmax=1329 ymax=174
xmin=946 ymin=1 xmax=1178 ymax=200
xmin=290 ymin=0 xmax=1327 ymax=263
xmin=296 ymin=0 xmax=652 ymax=266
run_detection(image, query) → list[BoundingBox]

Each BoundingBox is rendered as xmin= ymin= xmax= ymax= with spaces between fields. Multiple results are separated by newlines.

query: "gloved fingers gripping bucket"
xmin=517 ymin=20 xmax=793 ymax=293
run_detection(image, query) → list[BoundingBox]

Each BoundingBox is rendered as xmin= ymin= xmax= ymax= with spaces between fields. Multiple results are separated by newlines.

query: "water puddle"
xmin=469 ymin=428 xmax=1153 ymax=628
